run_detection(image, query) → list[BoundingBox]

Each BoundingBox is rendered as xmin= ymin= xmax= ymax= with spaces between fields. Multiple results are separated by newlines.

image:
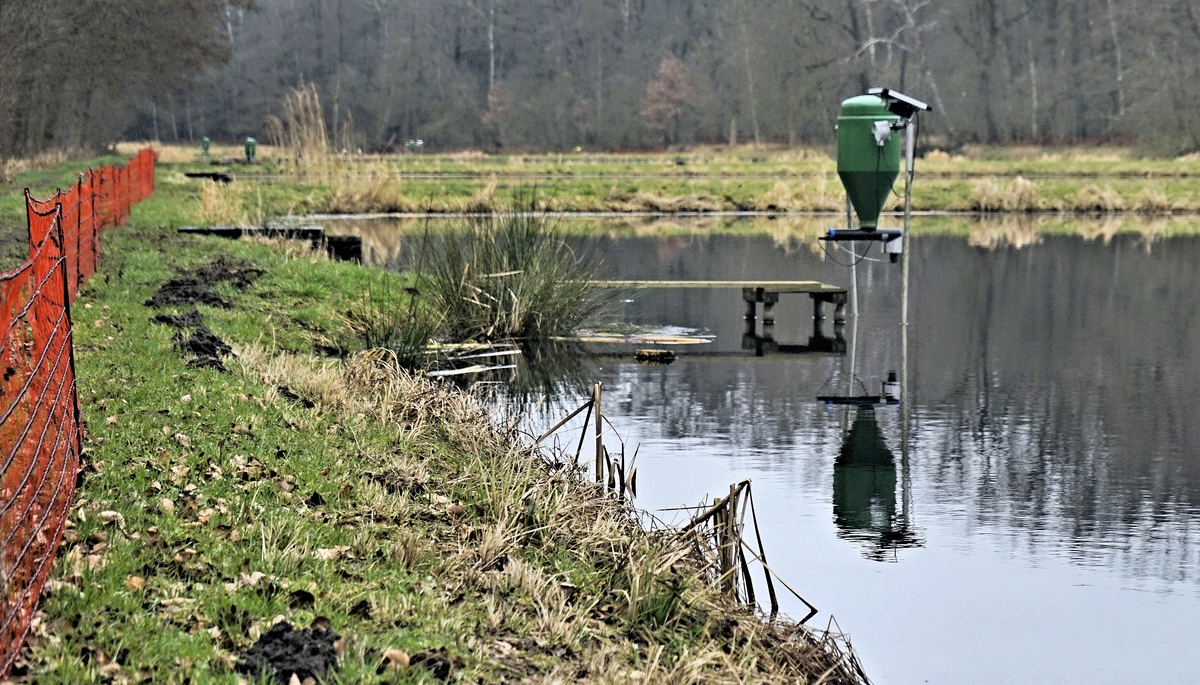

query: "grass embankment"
xmin=6 ymin=163 xmax=868 ymax=683
xmin=124 ymin=141 xmax=1200 ymax=217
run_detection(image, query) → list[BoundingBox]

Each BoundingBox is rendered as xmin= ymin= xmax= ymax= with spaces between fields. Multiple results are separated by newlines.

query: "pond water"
xmin=331 ymin=215 xmax=1200 ymax=684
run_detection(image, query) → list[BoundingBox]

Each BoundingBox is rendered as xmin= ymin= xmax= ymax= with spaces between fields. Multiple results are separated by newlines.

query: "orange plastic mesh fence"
xmin=1 ymin=149 xmax=156 ymax=677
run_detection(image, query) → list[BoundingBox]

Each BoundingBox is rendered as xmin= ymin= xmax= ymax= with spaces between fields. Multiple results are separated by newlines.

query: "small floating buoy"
xmin=635 ymin=349 xmax=676 ymax=364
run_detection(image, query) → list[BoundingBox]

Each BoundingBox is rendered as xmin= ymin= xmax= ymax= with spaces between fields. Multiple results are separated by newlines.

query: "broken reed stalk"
xmin=537 ymin=390 xmax=806 ymax=619
xmin=675 ymin=478 xmax=805 ymax=618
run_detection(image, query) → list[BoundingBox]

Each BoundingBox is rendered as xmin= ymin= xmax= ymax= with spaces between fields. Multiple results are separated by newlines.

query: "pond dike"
xmin=26 ymin=221 xmax=871 ymax=684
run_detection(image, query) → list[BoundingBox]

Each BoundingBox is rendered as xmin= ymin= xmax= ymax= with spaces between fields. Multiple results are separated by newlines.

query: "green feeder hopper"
xmin=837 ymin=95 xmax=900 ymax=230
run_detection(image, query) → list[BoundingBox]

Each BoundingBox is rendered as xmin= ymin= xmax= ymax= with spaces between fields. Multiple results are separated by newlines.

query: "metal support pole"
xmin=900 ymin=118 xmax=915 ymax=525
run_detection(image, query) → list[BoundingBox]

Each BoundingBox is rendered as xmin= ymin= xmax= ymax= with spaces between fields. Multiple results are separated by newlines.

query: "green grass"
xmin=145 ymin=143 xmax=1200 ymax=217
xmin=7 ymin=157 xmax=869 ymax=683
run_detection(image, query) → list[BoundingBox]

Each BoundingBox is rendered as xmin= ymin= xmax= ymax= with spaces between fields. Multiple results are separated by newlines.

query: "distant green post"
xmin=244 ymin=137 xmax=257 ymax=164
xmin=201 ymin=136 xmax=210 ymax=160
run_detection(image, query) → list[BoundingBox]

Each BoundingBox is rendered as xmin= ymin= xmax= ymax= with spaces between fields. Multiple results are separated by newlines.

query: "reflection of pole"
xmin=900 ymin=119 xmax=915 ymax=525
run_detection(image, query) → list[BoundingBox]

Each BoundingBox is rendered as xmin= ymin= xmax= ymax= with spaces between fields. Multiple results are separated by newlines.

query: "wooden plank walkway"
xmin=591 ymin=280 xmax=846 ymax=295
xmin=589 ymin=279 xmax=849 ymax=357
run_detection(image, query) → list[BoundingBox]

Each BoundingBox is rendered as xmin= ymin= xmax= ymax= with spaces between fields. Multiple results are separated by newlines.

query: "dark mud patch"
xmin=145 ymin=257 xmax=263 ymax=309
xmin=236 ymin=621 xmax=340 ymax=685
xmin=410 ymin=648 xmax=465 ymax=681
xmin=151 ymin=310 xmax=234 ymax=370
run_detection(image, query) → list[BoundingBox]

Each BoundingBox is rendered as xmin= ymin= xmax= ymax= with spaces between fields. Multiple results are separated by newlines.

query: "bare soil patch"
xmin=235 ymin=620 xmax=340 ymax=685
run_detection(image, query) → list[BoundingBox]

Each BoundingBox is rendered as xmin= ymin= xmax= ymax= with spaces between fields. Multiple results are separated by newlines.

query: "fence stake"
xmin=593 ymin=382 xmax=603 ymax=486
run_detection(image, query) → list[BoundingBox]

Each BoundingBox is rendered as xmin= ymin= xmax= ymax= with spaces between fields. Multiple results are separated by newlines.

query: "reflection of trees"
xmin=912 ymin=234 xmax=1200 ymax=586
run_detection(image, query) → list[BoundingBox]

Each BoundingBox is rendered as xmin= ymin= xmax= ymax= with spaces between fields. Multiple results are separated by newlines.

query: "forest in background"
xmin=4 ymin=0 xmax=1200 ymax=157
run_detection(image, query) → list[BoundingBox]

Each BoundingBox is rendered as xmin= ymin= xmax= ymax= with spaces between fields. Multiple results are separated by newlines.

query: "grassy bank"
xmin=124 ymin=142 xmax=1200 ymax=217
xmin=5 ymin=161 xmax=869 ymax=683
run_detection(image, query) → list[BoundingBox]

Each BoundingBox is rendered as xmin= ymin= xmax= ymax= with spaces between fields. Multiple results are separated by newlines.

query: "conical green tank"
xmin=837 ymin=95 xmax=900 ymax=229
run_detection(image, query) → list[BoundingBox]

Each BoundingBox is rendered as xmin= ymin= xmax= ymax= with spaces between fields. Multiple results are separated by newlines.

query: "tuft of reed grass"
xmin=1133 ymin=186 xmax=1174 ymax=213
xmin=345 ymin=272 xmax=440 ymax=370
xmin=753 ymin=176 xmax=840 ymax=211
xmin=461 ymin=178 xmax=499 ymax=213
xmin=1074 ymin=184 xmax=1125 ymax=212
xmin=425 ymin=203 xmax=603 ymax=342
xmin=196 ymin=179 xmax=263 ymax=227
xmin=325 ymin=174 xmax=417 ymax=213
xmin=969 ymin=176 xmax=1041 ymax=212
xmin=626 ymin=191 xmax=724 ymax=212
xmin=266 ymin=82 xmax=333 ymax=179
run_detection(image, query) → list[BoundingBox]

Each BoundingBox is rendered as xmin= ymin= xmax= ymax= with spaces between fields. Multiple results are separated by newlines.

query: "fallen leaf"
xmin=106 ymin=415 xmax=118 ymax=425
xmin=125 ymin=576 xmax=146 ymax=592
xmin=380 ymin=648 xmax=409 ymax=673
xmin=314 ymin=546 xmax=351 ymax=561
xmin=160 ymin=498 xmax=176 ymax=514
xmin=180 ymin=394 xmax=192 ymax=404
xmin=98 ymin=510 xmax=125 ymax=527
xmin=94 ymin=319 xmax=107 ymax=328
xmin=174 ymin=433 xmax=190 ymax=447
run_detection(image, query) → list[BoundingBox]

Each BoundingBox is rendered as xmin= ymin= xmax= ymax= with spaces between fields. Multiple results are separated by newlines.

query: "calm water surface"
xmin=333 ymin=216 xmax=1200 ymax=684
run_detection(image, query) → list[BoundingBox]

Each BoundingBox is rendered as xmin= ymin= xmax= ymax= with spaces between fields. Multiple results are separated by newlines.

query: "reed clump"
xmin=625 ymin=191 xmax=724 ymax=212
xmin=345 ymin=272 xmax=440 ymax=370
xmin=324 ymin=173 xmax=417 ymax=213
xmin=754 ymin=177 xmax=840 ymax=211
xmin=969 ymin=175 xmax=1041 ymax=212
xmin=1074 ymin=184 xmax=1125 ymax=212
xmin=1133 ymin=186 xmax=1174 ymax=213
xmin=196 ymin=179 xmax=263 ymax=227
xmin=264 ymin=82 xmax=332 ymax=179
xmin=426 ymin=204 xmax=602 ymax=342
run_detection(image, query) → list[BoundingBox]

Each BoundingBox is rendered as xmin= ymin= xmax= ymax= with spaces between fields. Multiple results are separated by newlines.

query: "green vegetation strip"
xmin=145 ymin=145 xmax=1200 ymax=220
xmin=8 ymin=167 xmax=867 ymax=683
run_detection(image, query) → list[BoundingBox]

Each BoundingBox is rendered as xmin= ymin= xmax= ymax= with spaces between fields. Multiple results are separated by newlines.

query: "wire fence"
xmin=1 ymin=148 xmax=156 ymax=677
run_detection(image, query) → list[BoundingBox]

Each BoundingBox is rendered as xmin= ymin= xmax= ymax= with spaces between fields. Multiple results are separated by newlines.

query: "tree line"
xmin=4 ymin=0 xmax=1200 ymax=157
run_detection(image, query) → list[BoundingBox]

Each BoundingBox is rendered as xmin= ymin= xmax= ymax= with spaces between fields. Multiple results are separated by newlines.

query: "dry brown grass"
xmin=115 ymin=141 xmax=282 ymax=164
xmin=196 ymin=180 xmax=264 ymax=227
xmin=1074 ymin=184 xmax=1125 ymax=212
xmin=0 ymin=148 xmax=74 ymax=183
xmin=969 ymin=176 xmax=1041 ymax=212
xmin=325 ymin=173 xmax=418 ymax=214
xmin=1132 ymin=186 xmax=1174 ymax=213
xmin=231 ymin=345 xmax=872 ymax=684
xmin=265 ymin=83 xmax=333 ymax=179
xmin=461 ymin=178 xmax=499 ymax=212
xmin=753 ymin=176 xmax=842 ymax=212
xmin=624 ymin=191 xmax=725 ymax=212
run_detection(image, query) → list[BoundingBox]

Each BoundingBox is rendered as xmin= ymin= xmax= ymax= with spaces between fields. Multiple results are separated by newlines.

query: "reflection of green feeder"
xmin=244 ymin=137 xmax=257 ymax=163
xmin=832 ymin=409 xmax=921 ymax=560
xmin=836 ymin=95 xmax=900 ymax=230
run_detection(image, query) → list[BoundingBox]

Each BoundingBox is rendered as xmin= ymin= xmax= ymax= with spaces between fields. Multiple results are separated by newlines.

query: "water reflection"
xmin=832 ymin=409 xmax=922 ymax=561
xmin=322 ymin=213 xmax=1200 ymax=684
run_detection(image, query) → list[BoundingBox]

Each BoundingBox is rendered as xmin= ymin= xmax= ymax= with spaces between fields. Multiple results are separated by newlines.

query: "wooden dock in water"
xmin=590 ymin=280 xmax=849 ymax=355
